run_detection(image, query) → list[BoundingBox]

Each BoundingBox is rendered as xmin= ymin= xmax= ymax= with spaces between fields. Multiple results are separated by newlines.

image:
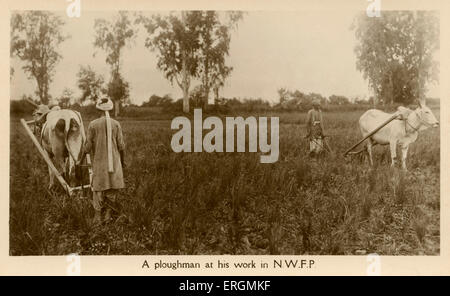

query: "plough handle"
xmin=21 ymin=118 xmax=72 ymax=196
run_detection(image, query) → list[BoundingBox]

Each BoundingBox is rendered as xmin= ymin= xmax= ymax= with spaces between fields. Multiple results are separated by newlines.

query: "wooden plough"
xmin=308 ymin=135 xmax=334 ymax=154
xmin=20 ymin=118 xmax=92 ymax=197
xmin=343 ymin=112 xmax=400 ymax=157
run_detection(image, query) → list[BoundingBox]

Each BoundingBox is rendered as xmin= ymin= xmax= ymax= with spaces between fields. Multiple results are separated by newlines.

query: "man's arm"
xmin=116 ymin=123 xmax=126 ymax=168
xmin=305 ymin=110 xmax=312 ymax=138
xmin=78 ymin=123 xmax=94 ymax=165
xmin=119 ymin=150 xmax=125 ymax=168
xmin=319 ymin=111 xmax=325 ymax=136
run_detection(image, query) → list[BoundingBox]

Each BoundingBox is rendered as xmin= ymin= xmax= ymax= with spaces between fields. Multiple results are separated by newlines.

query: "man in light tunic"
xmin=33 ymin=104 xmax=50 ymax=135
xmin=84 ymin=98 xmax=125 ymax=225
xmin=306 ymin=99 xmax=326 ymax=156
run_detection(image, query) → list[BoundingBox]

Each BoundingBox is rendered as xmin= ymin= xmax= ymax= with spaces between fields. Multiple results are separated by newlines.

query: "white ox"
xmin=40 ymin=109 xmax=85 ymax=189
xmin=358 ymin=99 xmax=439 ymax=170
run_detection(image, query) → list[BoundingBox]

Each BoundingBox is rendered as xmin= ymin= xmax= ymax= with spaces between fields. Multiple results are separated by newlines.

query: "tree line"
xmin=140 ymin=89 xmax=371 ymax=112
xmin=10 ymin=11 xmax=439 ymax=114
xmin=10 ymin=11 xmax=243 ymax=115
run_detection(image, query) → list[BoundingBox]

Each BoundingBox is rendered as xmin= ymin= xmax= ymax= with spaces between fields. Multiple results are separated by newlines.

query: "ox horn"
xmin=419 ymin=98 xmax=426 ymax=107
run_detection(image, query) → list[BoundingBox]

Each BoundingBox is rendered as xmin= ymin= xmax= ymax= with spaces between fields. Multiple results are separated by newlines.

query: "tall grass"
xmin=9 ymin=107 xmax=440 ymax=255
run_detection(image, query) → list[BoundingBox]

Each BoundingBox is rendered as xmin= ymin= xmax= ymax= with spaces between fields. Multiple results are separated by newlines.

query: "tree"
xmin=137 ymin=12 xmax=202 ymax=113
xmin=106 ymin=71 xmax=130 ymax=112
xmin=196 ymin=12 xmax=243 ymax=107
xmin=211 ymin=66 xmax=232 ymax=104
xmin=143 ymin=94 xmax=173 ymax=107
xmin=189 ymin=85 xmax=206 ymax=108
xmin=94 ymin=11 xmax=135 ymax=116
xmin=199 ymin=11 xmax=243 ymax=105
xmin=76 ymin=65 xmax=105 ymax=104
xmin=58 ymin=88 xmax=74 ymax=108
xmin=329 ymin=95 xmax=349 ymax=105
xmin=353 ymin=11 xmax=439 ymax=105
xmin=277 ymin=88 xmax=290 ymax=105
xmin=308 ymin=93 xmax=327 ymax=105
xmin=10 ymin=11 xmax=69 ymax=104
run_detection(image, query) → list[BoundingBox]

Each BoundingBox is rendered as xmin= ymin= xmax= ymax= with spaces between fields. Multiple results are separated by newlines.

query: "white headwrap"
xmin=96 ymin=98 xmax=114 ymax=111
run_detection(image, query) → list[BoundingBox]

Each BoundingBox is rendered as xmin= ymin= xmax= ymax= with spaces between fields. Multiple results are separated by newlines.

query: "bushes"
xmin=142 ymin=94 xmax=173 ymax=108
xmin=10 ymin=99 xmax=35 ymax=116
xmin=12 ymin=94 xmax=438 ymax=120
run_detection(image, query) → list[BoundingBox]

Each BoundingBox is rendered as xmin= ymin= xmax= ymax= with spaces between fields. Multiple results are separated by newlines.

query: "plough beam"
xmin=343 ymin=112 xmax=399 ymax=156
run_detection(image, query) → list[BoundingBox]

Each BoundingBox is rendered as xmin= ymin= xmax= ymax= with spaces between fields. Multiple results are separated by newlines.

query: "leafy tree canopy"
xmin=352 ymin=11 xmax=439 ymax=105
xmin=11 ymin=11 xmax=69 ymax=104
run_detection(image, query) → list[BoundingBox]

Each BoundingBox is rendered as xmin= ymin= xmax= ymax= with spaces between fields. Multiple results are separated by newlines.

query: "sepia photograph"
xmin=9 ymin=6 xmax=441 ymax=260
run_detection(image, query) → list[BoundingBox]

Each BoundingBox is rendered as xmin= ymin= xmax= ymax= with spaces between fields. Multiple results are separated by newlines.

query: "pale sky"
xmin=10 ymin=11 xmax=439 ymax=105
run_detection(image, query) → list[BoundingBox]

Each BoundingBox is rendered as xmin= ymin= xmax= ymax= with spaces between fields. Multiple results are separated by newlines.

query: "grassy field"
xmin=9 ymin=107 xmax=440 ymax=255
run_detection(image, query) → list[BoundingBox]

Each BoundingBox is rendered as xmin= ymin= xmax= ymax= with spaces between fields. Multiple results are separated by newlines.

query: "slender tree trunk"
xmin=181 ymin=11 xmax=189 ymax=113
xmin=114 ymin=100 xmax=120 ymax=117
xmin=415 ymin=11 xmax=425 ymax=102
xmin=36 ymin=77 xmax=49 ymax=105
xmin=182 ymin=83 xmax=189 ymax=113
xmin=203 ymin=61 xmax=209 ymax=108
xmin=389 ymin=73 xmax=394 ymax=106
xmin=181 ymin=66 xmax=189 ymax=113
xmin=417 ymin=45 xmax=424 ymax=101
xmin=203 ymin=86 xmax=210 ymax=110
xmin=214 ymin=86 xmax=219 ymax=105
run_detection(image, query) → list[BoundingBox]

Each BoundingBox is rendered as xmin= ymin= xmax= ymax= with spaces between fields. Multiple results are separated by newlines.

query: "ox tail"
xmin=64 ymin=120 xmax=80 ymax=186
xmin=64 ymin=119 xmax=78 ymax=165
xmin=73 ymin=111 xmax=86 ymax=164
xmin=64 ymin=113 xmax=87 ymax=186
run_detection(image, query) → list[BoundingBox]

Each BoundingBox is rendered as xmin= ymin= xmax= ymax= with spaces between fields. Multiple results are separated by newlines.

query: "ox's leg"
xmin=366 ymin=139 xmax=374 ymax=166
xmin=401 ymin=145 xmax=409 ymax=171
xmin=390 ymin=140 xmax=398 ymax=167
xmin=48 ymin=166 xmax=55 ymax=189
xmin=51 ymin=156 xmax=66 ymax=191
xmin=56 ymin=158 xmax=66 ymax=180
xmin=64 ymin=158 xmax=70 ymax=183
xmin=43 ymin=150 xmax=55 ymax=189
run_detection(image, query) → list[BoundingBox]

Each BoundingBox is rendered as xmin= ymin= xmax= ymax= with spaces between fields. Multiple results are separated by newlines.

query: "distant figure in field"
xmin=306 ymin=99 xmax=326 ymax=156
xmin=33 ymin=104 xmax=50 ymax=135
xmin=83 ymin=98 xmax=125 ymax=225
